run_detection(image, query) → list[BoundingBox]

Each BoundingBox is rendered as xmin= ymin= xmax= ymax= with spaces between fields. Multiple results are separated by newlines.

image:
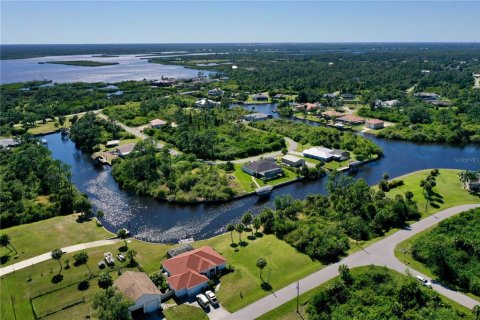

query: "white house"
xmin=114 ymin=271 xmax=162 ymax=317
xmin=282 ymin=155 xmax=305 ymax=167
xmin=303 ymin=147 xmax=334 ymax=162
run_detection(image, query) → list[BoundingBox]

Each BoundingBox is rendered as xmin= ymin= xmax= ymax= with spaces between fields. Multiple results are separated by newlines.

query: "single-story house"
xmin=273 ymin=94 xmax=285 ymax=99
xmin=336 ymin=114 xmax=366 ymax=125
xmin=415 ymin=92 xmax=439 ymax=101
xmin=194 ymin=98 xmax=219 ymax=108
xmin=303 ymin=103 xmax=319 ymax=111
xmin=106 ymin=140 xmax=120 ymax=147
xmin=331 ymin=149 xmax=350 ymax=161
xmin=251 ymin=93 xmax=269 ymax=101
xmin=149 ymin=119 xmax=167 ymax=129
xmin=321 ymin=110 xmax=344 ymax=119
xmin=375 ymin=99 xmax=400 ymax=108
xmin=365 ymin=119 xmax=385 ymax=130
xmin=282 ymin=155 xmax=305 ymax=167
xmin=242 ymin=159 xmax=283 ymax=178
xmin=303 ymin=147 xmax=334 ymax=162
xmin=163 ymin=246 xmax=226 ymax=297
xmin=208 ymin=88 xmax=224 ymax=97
xmin=323 ymin=93 xmax=338 ymax=99
xmin=243 ymin=113 xmax=272 ymax=122
xmin=0 ymin=138 xmax=19 ymax=149
xmin=341 ymin=93 xmax=356 ymax=100
xmin=114 ymin=271 xmax=162 ymax=316
xmin=428 ymin=100 xmax=451 ymax=107
xmin=117 ymin=143 xmax=136 ymax=157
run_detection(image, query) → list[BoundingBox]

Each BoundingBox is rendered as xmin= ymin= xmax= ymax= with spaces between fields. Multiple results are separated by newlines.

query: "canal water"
xmin=41 ymin=105 xmax=480 ymax=243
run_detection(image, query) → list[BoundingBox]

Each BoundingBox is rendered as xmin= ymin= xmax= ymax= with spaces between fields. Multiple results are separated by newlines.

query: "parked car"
xmin=205 ymin=290 xmax=219 ymax=306
xmin=416 ymin=275 xmax=432 ymax=288
xmin=104 ymin=252 xmax=115 ymax=265
xmin=117 ymin=254 xmax=125 ymax=262
xmin=196 ymin=294 xmax=210 ymax=309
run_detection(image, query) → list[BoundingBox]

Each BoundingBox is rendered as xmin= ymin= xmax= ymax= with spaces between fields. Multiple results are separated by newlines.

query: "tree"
xmin=98 ymin=272 xmax=113 ymax=289
xmin=73 ymin=251 xmax=92 ymax=277
xmin=51 ymin=248 xmax=64 ymax=274
xmin=117 ymin=229 xmax=128 ymax=248
xmin=253 ymin=216 xmax=262 ymax=234
xmin=126 ymin=249 xmax=137 ymax=266
xmin=92 ymin=287 xmax=132 ymax=320
xmin=226 ymin=224 xmax=235 ymax=244
xmin=256 ymin=257 xmax=267 ymax=281
xmin=242 ymin=212 xmax=253 ymax=236
xmin=338 ymin=264 xmax=354 ymax=286
xmin=236 ymin=223 xmax=245 ymax=242
xmin=58 ymin=116 xmax=66 ymax=127
xmin=473 ymin=305 xmax=480 ymax=320
xmin=0 ymin=234 xmax=16 ymax=254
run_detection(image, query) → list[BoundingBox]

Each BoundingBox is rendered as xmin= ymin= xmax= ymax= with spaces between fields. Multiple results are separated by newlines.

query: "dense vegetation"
xmin=111 ymin=140 xmax=236 ymax=202
xmin=0 ymin=137 xmax=92 ymax=228
xmin=252 ymin=120 xmax=382 ymax=160
xmin=306 ymin=266 xmax=471 ymax=320
xmin=69 ymin=112 xmax=133 ymax=153
xmin=256 ymin=171 xmax=419 ymax=262
xmin=411 ymin=208 xmax=480 ymax=296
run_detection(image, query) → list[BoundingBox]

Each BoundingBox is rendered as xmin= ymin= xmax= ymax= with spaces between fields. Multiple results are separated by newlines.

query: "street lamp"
xmin=296 ymin=281 xmax=300 ymax=313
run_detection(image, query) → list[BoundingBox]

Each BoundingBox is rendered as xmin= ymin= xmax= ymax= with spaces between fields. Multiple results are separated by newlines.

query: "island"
xmin=43 ymin=60 xmax=119 ymax=67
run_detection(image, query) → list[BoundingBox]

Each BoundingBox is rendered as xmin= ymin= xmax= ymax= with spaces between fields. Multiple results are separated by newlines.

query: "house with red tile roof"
xmin=162 ymin=246 xmax=226 ymax=297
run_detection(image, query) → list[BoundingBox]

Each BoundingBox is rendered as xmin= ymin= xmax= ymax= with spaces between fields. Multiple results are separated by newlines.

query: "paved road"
xmin=97 ymin=113 xmax=180 ymax=156
xmin=0 ymin=239 xmax=121 ymax=277
xmin=222 ymin=204 xmax=480 ymax=320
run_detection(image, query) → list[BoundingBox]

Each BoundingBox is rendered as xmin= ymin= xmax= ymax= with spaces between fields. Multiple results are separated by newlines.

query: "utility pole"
xmin=296 ymin=281 xmax=300 ymax=313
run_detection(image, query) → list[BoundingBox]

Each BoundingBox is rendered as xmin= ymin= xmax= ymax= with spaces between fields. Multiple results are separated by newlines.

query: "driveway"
xmin=184 ymin=301 xmax=230 ymax=320
xmin=222 ymin=204 xmax=480 ymax=320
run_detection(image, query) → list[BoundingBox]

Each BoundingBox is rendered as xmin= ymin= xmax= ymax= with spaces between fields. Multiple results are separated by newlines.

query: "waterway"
xmin=40 ymin=106 xmax=479 ymax=243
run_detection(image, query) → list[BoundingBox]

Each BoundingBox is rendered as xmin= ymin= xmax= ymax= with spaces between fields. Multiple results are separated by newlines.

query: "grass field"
xmin=233 ymin=164 xmax=257 ymax=192
xmin=256 ymin=266 xmax=475 ymax=320
xmin=383 ymin=169 xmax=480 ymax=216
xmin=27 ymin=113 xmax=86 ymax=135
xmin=195 ymin=233 xmax=323 ymax=313
xmin=164 ymin=304 xmax=208 ymax=320
xmin=0 ymin=214 xmax=112 ymax=267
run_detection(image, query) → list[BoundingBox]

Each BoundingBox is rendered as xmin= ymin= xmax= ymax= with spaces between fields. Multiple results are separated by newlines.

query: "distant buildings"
xmin=242 ymin=159 xmax=283 ymax=179
xmin=303 ymin=147 xmax=350 ymax=162
xmin=251 ymin=93 xmax=269 ymax=101
xmin=321 ymin=110 xmax=344 ymax=119
xmin=365 ymin=119 xmax=385 ymax=130
xmin=415 ymin=92 xmax=439 ymax=101
xmin=106 ymin=140 xmax=120 ymax=147
xmin=281 ymin=155 xmax=305 ymax=167
xmin=375 ymin=99 xmax=400 ymax=108
xmin=194 ymin=98 xmax=219 ymax=108
xmin=149 ymin=119 xmax=167 ymax=129
xmin=341 ymin=93 xmax=356 ymax=100
xmin=208 ymin=88 xmax=224 ymax=97
xmin=243 ymin=112 xmax=272 ymax=122
xmin=163 ymin=246 xmax=226 ymax=297
xmin=323 ymin=93 xmax=338 ymax=99
xmin=114 ymin=271 xmax=162 ymax=315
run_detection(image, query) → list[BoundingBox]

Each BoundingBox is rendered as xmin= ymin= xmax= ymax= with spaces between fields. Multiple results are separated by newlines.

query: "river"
xmin=40 ymin=105 xmax=479 ymax=243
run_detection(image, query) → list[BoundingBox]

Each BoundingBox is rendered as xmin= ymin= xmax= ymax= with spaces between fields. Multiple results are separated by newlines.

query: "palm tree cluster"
xmin=226 ymin=211 xmax=263 ymax=245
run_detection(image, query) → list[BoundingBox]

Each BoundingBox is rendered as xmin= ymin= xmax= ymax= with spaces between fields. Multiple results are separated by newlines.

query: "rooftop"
xmin=150 ymin=118 xmax=167 ymax=126
xmin=114 ymin=271 xmax=161 ymax=301
xmin=337 ymin=114 xmax=365 ymax=123
xmin=243 ymin=159 xmax=280 ymax=173
xmin=365 ymin=118 xmax=384 ymax=124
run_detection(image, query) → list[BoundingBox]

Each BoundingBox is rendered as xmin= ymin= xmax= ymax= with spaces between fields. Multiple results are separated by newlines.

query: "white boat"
xmin=41 ymin=139 xmax=48 ymax=144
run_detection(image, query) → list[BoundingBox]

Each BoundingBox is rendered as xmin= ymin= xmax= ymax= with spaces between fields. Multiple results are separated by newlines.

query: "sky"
xmin=1 ymin=1 xmax=479 ymax=44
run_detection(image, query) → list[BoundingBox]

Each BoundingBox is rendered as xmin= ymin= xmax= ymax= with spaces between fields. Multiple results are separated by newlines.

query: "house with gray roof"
xmin=242 ymin=159 xmax=283 ymax=179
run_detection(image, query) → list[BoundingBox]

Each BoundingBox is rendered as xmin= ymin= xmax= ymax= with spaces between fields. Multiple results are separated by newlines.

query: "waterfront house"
xmin=0 ymin=138 xmax=19 ymax=149
xmin=243 ymin=112 xmax=272 ymax=122
xmin=337 ymin=114 xmax=365 ymax=125
xmin=149 ymin=118 xmax=167 ymax=129
xmin=304 ymin=103 xmax=319 ymax=112
xmin=114 ymin=271 xmax=162 ymax=317
xmin=331 ymin=149 xmax=350 ymax=161
xmin=341 ymin=93 xmax=356 ymax=100
xmin=242 ymin=159 xmax=283 ymax=179
xmin=321 ymin=110 xmax=344 ymax=119
xmin=106 ymin=140 xmax=120 ymax=147
xmin=414 ymin=92 xmax=439 ymax=101
xmin=282 ymin=155 xmax=305 ymax=167
xmin=303 ymin=147 xmax=334 ymax=162
xmin=117 ymin=143 xmax=136 ymax=157
xmin=365 ymin=119 xmax=385 ymax=130
xmin=251 ymin=93 xmax=269 ymax=101
xmin=208 ymin=88 xmax=224 ymax=97
xmin=163 ymin=246 xmax=226 ymax=297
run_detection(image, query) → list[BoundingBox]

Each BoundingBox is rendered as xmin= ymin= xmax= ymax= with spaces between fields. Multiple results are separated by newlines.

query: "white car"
xmin=205 ymin=290 xmax=219 ymax=306
xmin=416 ymin=275 xmax=432 ymax=288
xmin=196 ymin=294 xmax=210 ymax=309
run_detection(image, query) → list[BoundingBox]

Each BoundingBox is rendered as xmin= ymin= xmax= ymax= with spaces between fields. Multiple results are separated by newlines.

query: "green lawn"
xmin=256 ymin=266 xmax=475 ymax=320
xmin=0 ymin=214 xmax=112 ymax=267
xmin=195 ymin=233 xmax=323 ymax=312
xmin=382 ymin=169 xmax=480 ymax=216
xmin=254 ymin=168 xmax=298 ymax=187
xmin=164 ymin=304 xmax=208 ymax=320
xmin=27 ymin=113 xmax=85 ymax=135
xmin=233 ymin=164 xmax=257 ymax=192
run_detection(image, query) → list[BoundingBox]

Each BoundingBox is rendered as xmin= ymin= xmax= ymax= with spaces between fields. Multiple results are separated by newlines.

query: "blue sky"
xmin=1 ymin=1 xmax=479 ymax=44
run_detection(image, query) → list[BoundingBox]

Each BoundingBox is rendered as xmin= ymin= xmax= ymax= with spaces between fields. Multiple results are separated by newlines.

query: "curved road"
xmin=222 ymin=204 xmax=480 ymax=320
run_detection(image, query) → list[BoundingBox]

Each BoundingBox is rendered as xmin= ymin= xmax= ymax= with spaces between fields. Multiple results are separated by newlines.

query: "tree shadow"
xmin=239 ymin=241 xmax=249 ymax=247
xmin=118 ymin=245 xmax=128 ymax=252
xmin=0 ymin=255 xmax=11 ymax=265
xmin=261 ymin=282 xmax=272 ymax=291
xmin=51 ymin=274 xmax=64 ymax=284
xmin=247 ymin=235 xmax=256 ymax=241
xmin=78 ymin=280 xmax=90 ymax=291
xmin=255 ymin=232 xmax=264 ymax=238
xmin=230 ymin=243 xmax=238 ymax=248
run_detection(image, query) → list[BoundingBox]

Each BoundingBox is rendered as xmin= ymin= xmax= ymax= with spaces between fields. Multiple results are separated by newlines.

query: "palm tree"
xmin=253 ymin=216 xmax=261 ymax=235
xmin=473 ymin=305 xmax=480 ymax=320
xmin=256 ymin=258 xmax=267 ymax=281
xmin=73 ymin=251 xmax=92 ymax=277
xmin=51 ymin=249 xmax=64 ymax=274
xmin=236 ymin=224 xmax=245 ymax=243
xmin=226 ymin=224 xmax=235 ymax=244
xmin=0 ymin=234 xmax=16 ymax=254
xmin=117 ymin=229 xmax=128 ymax=248
xmin=242 ymin=212 xmax=253 ymax=237
xmin=126 ymin=249 xmax=137 ymax=266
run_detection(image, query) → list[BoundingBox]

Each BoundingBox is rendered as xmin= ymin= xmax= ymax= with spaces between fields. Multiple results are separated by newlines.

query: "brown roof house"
xmin=162 ymin=246 xmax=227 ymax=297
xmin=114 ymin=271 xmax=162 ymax=316
xmin=116 ymin=143 xmax=136 ymax=157
xmin=336 ymin=114 xmax=365 ymax=125
xmin=149 ymin=119 xmax=167 ymax=129
xmin=365 ymin=119 xmax=385 ymax=130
